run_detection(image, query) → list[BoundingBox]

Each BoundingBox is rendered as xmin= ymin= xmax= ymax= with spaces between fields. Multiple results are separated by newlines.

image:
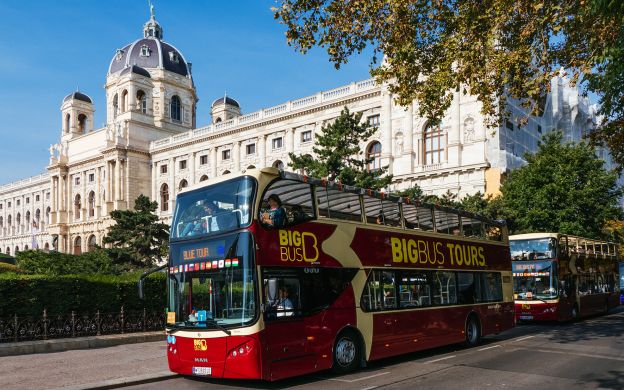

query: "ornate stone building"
xmin=0 ymin=13 xmax=605 ymax=255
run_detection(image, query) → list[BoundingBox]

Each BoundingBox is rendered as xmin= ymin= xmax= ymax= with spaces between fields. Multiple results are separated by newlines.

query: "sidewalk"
xmin=1 ymin=332 xmax=175 ymax=390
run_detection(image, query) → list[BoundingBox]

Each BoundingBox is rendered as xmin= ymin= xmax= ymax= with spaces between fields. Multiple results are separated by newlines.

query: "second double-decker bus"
xmin=511 ymin=233 xmax=620 ymax=322
xmin=147 ymin=168 xmax=514 ymax=381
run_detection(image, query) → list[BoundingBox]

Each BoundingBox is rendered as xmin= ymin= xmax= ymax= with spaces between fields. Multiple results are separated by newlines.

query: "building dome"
xmin=63 ymin=91 xmax=92 ymax=104
xmin=107 ymin=9 xmax=191 ymax=78
xmin=211 ymin=96 xmax=240 ymax=108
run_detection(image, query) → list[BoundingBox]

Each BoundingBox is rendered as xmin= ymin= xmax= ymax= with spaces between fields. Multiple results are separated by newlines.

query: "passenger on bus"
xmin=261 ymin=194 xmax=286 ymax=228
xmin=376 ymin=212 xmax=385 ymax=225
xmin=202 ymin=202 xmax=220 ymax=232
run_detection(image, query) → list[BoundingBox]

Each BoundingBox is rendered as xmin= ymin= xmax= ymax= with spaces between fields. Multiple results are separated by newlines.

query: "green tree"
xmin=274 ymin=1 xmax=624 ymax=167
xmin=501 ymin=132 xmax=622 ymax=237
xmin=103 ymin=195 xmax=169 ymax=267
xmin=289 ymin=107 xmax=392 ymax=190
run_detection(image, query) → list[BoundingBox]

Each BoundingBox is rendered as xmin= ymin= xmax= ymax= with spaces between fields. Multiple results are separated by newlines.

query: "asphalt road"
xmin=128 ymin=310 xmax=624 ymax=390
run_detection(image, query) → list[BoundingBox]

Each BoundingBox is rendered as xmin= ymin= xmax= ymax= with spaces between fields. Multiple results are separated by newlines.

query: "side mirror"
xmin=267 ymin=279 xmax=278 ymax=302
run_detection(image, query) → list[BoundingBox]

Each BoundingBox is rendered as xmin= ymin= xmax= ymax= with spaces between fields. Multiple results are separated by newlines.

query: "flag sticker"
xmin=212 ymin=261 xmax=218 ymax=269
xmin=232 ymin=258 xmax=239 ymax=267
xmin=225 ymin=259 xmax=231 ymax=268
xmin=206 ymin=261 xmax=212 ymax=269
xmin=218 ymin=259 xmax=224 ymax=268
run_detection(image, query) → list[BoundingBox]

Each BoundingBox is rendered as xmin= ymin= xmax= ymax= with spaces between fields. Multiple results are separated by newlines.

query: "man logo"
xmin=193 ymin=339 xmax=207 ymax=351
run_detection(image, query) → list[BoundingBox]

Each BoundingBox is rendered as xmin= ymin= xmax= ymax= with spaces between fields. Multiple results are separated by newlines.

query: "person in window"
xmin=261 ymin=194 xmax=286 ymax=228
xmin=276 ymin=287 xmax=294 ymax=317
xmin=376 ymin=212 xmax=385 ymax=225
xmin=203 ymin=202 xmax=220 ymax=232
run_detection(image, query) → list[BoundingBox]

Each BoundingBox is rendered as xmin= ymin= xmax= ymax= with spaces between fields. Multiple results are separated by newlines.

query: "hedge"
xmin=0 ymin=272 xmax=167 ymax=317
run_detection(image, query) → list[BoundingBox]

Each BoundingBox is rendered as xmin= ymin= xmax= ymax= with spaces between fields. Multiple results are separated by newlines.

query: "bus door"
xmin=362 ymin=270 xmax=405 ymax=358
xmin=558 ymin=274 xmax=575 ymax=320
xmin=261 ymin=272 xmax=315 ymax=380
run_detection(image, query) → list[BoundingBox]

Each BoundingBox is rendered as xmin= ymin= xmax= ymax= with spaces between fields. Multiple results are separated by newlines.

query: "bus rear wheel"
xmin=332 ymin=329 xmax=361 ymax=374
xmin=464 ymin=316 xmax=481 ymax=347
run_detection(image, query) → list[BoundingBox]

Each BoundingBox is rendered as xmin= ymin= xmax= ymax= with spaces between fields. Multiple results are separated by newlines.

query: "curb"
xmin=0 ymin=331 xmax=165 ymax=357
xmin=54 ymin=371 xmax=179 ymax=390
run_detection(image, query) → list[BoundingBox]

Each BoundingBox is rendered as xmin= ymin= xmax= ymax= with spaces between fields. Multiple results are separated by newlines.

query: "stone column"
xmin=210 ymin=148 xmax=217 ymax=178
xmin=447 ymin=90 xmax=461 ymax=166
xmin=189 ymin=152 xmax=196 ymax=185
xmin=382 ymin=91 xmax=393 ymax=174
xmin=405 ymin=103 xmax=414 ymax=172
xmin=151 ymin=162 xmax=157 ymax=201
xmin=95 ymin=167 xmax=101 ymax=218
xmin=168 ymin=157 xmax=175 ymax=212
xmin=258 ymin=135 xmax=266 ymax=168
xmin=233 ymin=141 xmax=241 ymax=172
xmin=114 ymin=160 xmax=121 ymax=201
xmin=106 ymin=161 xmax=112 ymax=203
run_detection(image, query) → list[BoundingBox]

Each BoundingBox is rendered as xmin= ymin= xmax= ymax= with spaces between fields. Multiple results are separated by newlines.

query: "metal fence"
xmin=0 ymin=308 xmax=165 ymax=343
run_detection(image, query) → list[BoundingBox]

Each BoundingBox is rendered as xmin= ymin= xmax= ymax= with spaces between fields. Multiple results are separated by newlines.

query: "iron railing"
xmin=0 ymin=308 xmax=165 ymax=343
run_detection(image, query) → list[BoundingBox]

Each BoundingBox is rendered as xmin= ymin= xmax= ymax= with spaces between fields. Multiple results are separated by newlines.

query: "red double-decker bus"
xmin=511 ymin=233 xmax=620 ymax=322
xmin=148 ymin=168 xmax=514 ymax=380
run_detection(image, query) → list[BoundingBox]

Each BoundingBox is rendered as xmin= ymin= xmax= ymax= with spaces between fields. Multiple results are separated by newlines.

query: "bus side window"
xmin=260 ymin=179 xmax=316 ymax=228
xmin=361 ymin=270 xmax=396 ymax=311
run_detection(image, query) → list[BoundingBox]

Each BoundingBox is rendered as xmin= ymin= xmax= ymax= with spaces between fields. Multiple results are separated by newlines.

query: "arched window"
xmin=65 ymin=113 xmax=71 ymax=133
xmin=44 ymin=242 xmax=50 ymax=252
xmin=424 ymin=124 xmax=445 ymax=165
xmin=74 ymin=194 xmax=81 ymax=220
xmin=0 ymin=216 xmax=3 ymax=228
xmin=121 ymin=90 xmax=128 ymax=112
xmin=24 ymin=245 xmax=28 ymax=251
xmin=171 ymin=95 xmax=181 ymax=121
xmin=222 ymin=170 xmax=231 ymax=175
xmin=15 ymin=246 xmax=19 ymax=255
xmin=160 ymin=184 xmax=169 ymax=212
xmin=88 ymin=235 xmax=97 ymax=251
xmin=272 ymin=160 xmax=284 ymax=170
xmin=35 ymin=209 xmax=40 ymax=223
xmin=16 ymin=213 xmax=21 ymax=229
xmin=199 ymin=175 xmax=208 ymax=182
xmin=366 ymin=142 xmax=382 ymax=171
xmin=88 ymin=191 xmax=96 ymax=218
xmin=215 ymin=117 xmax=222 ymax=123
xmin=178 ymin=179 xmax=188 ymax=191
xmin=137 ymin=90 xmax=147 ymax=114
xmin=7 ymin=215 xmax=11 ymax=227
xmin=78 ymin=114 xmax=87 ymax=133
xmin=25 ymin=211 xmax=30 ymax=227
xmin=45 ymin=207 xmax=51 ymax=226
xmin=74 ymin=236 xmax=82 ymax=255
xmin=6 ymin=247 xmax=10 ymax=255
xmin=247 ymin=165 xmax=256 ymax=170
xmin=113 ymin=94 xmax=119 ymax=118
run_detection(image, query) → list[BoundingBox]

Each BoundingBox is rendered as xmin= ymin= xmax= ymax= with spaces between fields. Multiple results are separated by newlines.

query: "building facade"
xmin=0 ymin=13 xmax=604 ymax=255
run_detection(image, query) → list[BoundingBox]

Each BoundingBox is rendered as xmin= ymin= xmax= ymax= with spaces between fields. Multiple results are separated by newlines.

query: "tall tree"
xmin=501 ymin=132 xmax=622 ymax=237
xmin=103 ymin=195 xmax=169 ymax=267
xmin=289 ymin=107 xmax=392 ymax=190
xmin=274 ymin=1 xmax=624 ymax=167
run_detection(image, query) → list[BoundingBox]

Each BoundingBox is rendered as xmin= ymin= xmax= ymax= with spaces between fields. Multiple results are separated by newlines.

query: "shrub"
xmin=0 ymin=263 xmax=22 ymax=274
xmin=0 ymin=272 xmax=166 ymax=317
xmin=15 ymin=249 xmax=140 ymax=276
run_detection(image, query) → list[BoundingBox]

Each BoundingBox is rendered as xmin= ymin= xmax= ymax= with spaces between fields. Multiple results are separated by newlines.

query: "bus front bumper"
xmin=514 ymin=302 xmax=558 ymax=321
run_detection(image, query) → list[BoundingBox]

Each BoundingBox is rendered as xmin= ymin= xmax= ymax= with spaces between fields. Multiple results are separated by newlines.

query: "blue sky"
xmin=0 ymin=1 xmax=372 ymax=184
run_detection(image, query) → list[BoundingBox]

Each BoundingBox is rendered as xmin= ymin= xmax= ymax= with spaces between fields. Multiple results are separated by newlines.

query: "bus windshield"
xmin=167 ymin=233 xmax=256 ymax=329
xmin=171 ymin=177 xmax=255 ymax=240
xmin=510 ymin=238 xmax=557 ymax=261
xmin=512 ymin=260 xmax=558 ymax=299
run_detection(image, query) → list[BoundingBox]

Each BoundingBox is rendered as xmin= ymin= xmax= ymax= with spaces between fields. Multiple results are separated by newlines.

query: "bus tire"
xmin=332 ymin=329 xmax=361 ymax=374
xmin=464 ymin=315 xmax=481 ymax=347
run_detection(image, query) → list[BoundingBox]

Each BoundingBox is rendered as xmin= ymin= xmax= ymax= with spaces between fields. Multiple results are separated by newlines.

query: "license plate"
xmin=519 ymin=315 xmax=533 ymax=320
xmin=192 ymin=367 xmax=212 ymax=376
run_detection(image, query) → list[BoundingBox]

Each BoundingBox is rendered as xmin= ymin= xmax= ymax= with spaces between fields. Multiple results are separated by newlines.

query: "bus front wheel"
xmin=332 ymin=329 xmax=361 ymax=374
xmin=464 ymin=315 xmax=481 ymax=347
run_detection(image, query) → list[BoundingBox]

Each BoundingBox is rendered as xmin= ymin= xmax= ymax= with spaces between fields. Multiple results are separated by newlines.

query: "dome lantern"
xmin=143 ymin=4 xmax=163 ymax=40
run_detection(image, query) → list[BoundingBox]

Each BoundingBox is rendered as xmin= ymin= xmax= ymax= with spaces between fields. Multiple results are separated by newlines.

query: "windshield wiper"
xmin=194 ymin=319 xmax=231 ymax=336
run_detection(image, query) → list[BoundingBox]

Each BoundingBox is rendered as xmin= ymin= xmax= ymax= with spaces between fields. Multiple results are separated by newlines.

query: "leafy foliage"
xmin=274 ymin=1 xmax=624 ymax=167
xmin=501 ymin=131 xmax=622 ymax=237
xmin=0 ymin=272 xmax=165 ymax=317
xmin=289 ymin=107 xmax=392 ymax=190
xmin=103 ymin=195 xmax=169 ymax=267
xmin=15 ymin=249 xmax=132 ymax=276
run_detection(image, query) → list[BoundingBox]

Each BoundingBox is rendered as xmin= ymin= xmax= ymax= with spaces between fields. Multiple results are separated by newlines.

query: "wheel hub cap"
xmin=336 ymin=337 xmax=355 ymax=366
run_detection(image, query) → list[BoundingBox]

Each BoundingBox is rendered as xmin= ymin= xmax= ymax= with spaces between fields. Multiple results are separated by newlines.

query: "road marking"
xmin=424 ymin=355 xmax=456 ymax=364
xmin=514 ymin=335 xmax=535 ymax=342
xmin=513 ymin=346 xmax=624 ymax=362
xmin=478 ymin=345 xmax=502 ymax=351
xmin=328 ymin=372 xmax=391 ymax=383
